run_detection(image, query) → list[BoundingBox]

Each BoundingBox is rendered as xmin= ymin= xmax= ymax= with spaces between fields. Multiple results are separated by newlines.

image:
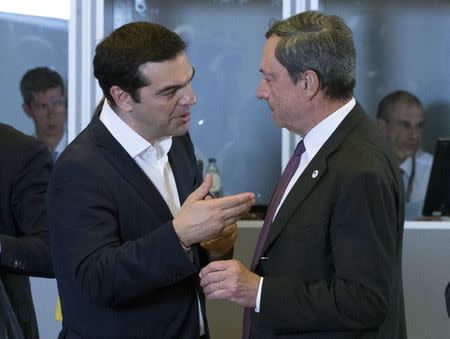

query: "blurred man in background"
xmin=377 ymin=90 xmax=433 ymax=220
xmin=20 ymin=67 xmax=67 ymax=162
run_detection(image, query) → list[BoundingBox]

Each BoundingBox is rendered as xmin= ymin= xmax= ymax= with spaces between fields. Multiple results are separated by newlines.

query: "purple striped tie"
xmin=242 ymin=140 xmax=305 ymax=339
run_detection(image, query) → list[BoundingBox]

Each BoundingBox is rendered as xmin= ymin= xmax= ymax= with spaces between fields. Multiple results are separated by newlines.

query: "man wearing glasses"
xmin=376 ymin=90 xmax=433 ymax=220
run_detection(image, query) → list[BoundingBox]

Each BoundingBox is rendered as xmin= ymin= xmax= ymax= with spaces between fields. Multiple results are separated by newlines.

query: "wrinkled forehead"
xmin=30 ymin=86 xmax=64 ymax=103
xmin=389 ymin=101 xmax=425 ymax=122
xmin=260 ymin=36 xmax=288 ymax=78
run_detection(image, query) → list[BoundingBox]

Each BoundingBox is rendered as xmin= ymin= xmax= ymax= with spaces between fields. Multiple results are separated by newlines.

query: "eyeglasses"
xmin=386 ymin=120 xmax=424 ymax=132
xmin=30 ymin=97 xmax=66 ymax=111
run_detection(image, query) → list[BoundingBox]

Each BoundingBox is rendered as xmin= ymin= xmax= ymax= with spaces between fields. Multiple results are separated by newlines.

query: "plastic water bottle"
xmin=205 ymin=158 xmax=222 ymax=198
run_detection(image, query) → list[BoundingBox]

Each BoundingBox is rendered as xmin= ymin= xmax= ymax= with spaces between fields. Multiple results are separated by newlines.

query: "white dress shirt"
xmin=99 ymin=100 xmax=205 ymax=335
xmin=53 ymin=129 xmax=67 ymax=160
xmin=400 ymin=151 xmax=433 ymax=220
xmin=33 ymin=129 xmax=67 ymax=162
xmin=256 ymin=98 xmax=356 ymax=312
xmin=99 ymin=102 xmax=180 ymax=214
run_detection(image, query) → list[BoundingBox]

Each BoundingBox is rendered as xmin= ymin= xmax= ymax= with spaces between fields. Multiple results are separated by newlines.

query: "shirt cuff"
xmin=179 ymin=241 xmax=191 ymax=252
xmin=255 ymin=277 xmax=263 ymax=313
xmin=206 ymin=251 xmax=223 ymax=261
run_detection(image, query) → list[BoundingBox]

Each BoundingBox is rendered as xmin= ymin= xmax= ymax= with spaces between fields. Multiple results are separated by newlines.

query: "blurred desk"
xmin=402 ymin=221 xmax=450 ymax=339
xmin=415 ymin=216 xmax=450 ymax=222
xmin=206 ymin=221 xmax=450 ymax=339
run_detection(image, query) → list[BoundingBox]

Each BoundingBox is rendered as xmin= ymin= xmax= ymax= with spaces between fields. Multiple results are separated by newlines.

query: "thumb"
xmin=185 ymin=175 xmax=213 ymax=204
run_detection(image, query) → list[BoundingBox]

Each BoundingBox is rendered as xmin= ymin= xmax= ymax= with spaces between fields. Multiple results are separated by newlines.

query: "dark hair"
xmin=265 ymin=11 xmax=356 ymax=100
xmin=377 ymin=90 xmax=423 ymax=121
xmin=93 ymin=21 xmax=187 ymax=106
xmin=20 ymin=67 xmax=65 ymax=105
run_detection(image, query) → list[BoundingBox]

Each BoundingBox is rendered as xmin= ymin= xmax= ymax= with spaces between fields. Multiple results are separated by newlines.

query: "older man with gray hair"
xmin=200 ymin=11 xmax=407 ymax=339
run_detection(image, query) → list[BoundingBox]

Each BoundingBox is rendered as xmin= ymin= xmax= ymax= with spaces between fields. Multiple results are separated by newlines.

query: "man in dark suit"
xmin=200 ymin=11 xmax=406 ymax=338
xmin=0 ymin=123 xmax=54 ymax=338
xmin=47 ymin=22 xmax=254 ymax=338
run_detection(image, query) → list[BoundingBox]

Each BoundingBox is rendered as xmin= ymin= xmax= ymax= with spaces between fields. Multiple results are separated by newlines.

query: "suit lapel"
xmin=261 ymin=103 xmax=367 ymax=254
xmin=168 ymin=138 xmax=193 ymax=205
xmin=89 ymin=117 xmax=173 ymax=220
xmin=168 ymin=137 xmax=204 ymax=268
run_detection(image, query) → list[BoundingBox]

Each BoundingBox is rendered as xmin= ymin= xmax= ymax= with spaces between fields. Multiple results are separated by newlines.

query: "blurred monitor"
xmin=422 ymin=138 xmax=450 ymax=217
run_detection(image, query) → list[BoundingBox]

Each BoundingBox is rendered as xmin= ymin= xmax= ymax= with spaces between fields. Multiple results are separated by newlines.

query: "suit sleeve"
xmin=48 ymin=155 xmax=199 ymax=307
xmin=0 ymin=139 xmax=54 ymax=277
xmin=260 ymin=168 xmax=400 ymax=331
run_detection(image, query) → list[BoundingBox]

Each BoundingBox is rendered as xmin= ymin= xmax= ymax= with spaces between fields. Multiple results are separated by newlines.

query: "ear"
xmin=303 ymin=70 xmax=320 ymax=100
xmin=110 ymin=86 xmax=134 ymax=112
xmin=23 ymin=103 xmax=33 ymax=118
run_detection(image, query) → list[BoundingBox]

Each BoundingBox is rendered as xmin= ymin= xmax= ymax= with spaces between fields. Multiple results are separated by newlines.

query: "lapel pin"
xmin=312 ymin=170 xmax=319 ymax=178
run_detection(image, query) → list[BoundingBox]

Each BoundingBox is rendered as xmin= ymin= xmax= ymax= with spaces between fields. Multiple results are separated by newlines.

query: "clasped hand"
xmin=199 ymin=259 xmax=261 ymax=308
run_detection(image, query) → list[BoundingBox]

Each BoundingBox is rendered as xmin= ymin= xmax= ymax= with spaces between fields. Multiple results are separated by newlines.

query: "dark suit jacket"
xmin=250 ymin=104 xmax=407 ymax=338
xmin=48 ymin=117 xmax=210 ymax=339
xmin=0 ymin=123 xmax=54 ymax=339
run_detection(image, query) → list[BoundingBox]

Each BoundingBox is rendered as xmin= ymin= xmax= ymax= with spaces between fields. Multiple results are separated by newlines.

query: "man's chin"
xmin=44 ymin=127 xmax=63 ymax=137
xmin=397 ymin=150 xmax=415 ymax=163
xmin=173 ymin=125 xmax=190 ymax=136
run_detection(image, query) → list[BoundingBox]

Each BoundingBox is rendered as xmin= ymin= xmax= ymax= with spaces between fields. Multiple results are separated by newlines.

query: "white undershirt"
xmin=99 ymin=101 xmax=180 ymax=214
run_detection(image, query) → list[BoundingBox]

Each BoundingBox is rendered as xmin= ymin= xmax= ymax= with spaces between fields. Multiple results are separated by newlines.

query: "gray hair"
xmin=266 ymin=11 xmax=356 ymax=100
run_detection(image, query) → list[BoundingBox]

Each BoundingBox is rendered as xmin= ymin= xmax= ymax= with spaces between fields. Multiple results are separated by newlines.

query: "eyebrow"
xmin=154 ymin=67 xmax=196 ymax=96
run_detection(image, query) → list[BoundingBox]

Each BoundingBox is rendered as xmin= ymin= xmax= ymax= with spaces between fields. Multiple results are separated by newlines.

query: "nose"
xmin=46 ymin=105 xmax=57 ymax=117
xmin=179 ymin=84 xmax=196 ymax=106
xmin=409 ymin=125 xmax=422 ymax=141
xmin=48 ymin=100 xmax=65 ymax=116
xmin=256 ymin=79 xmax=269 ymax=100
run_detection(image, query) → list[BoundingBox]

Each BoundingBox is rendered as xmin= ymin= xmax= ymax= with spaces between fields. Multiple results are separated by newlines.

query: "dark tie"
xmin=242 ymin=140 xmax=305 ymax=339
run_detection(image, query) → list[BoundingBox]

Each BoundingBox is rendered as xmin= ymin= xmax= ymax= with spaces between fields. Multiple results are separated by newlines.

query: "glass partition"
xmin=318 ymin=0 xmax=450 ymax=222
xmin=318 ymin=0 xmax=450 ymax=153
xmin=0 ymin=12 xmax=67 ymax=133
